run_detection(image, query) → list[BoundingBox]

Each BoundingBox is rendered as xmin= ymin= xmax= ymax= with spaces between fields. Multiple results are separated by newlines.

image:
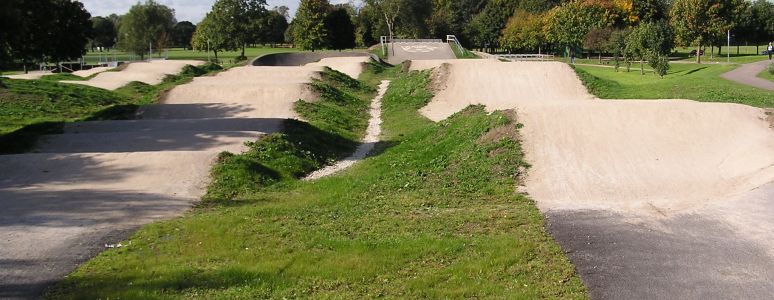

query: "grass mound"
xmin=205 ymin=67 xmax=375 ymax=203
xmin=47 ymin=65 xmax=586 ymax=299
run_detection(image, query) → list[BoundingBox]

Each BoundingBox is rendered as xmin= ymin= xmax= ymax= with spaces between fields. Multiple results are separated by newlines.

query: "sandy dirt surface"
xmin=1 ymin=71 xmax=52 ymax=80
xmin=159 ymin=57 xmax=369 ymax=120
xmin=387 ymin=42 xmax=456 ymax=64
xmin=721 ymin=60 xmax=774 ymax=91
xmin=71 ymin=66 xmax=113 ymax=78
xmin=305 ymin=80 xmax=390 ymax=180
xmin=61 ymin=60 xmax=203 ymax=90
xmin=0 ymin=56 xmax=370 ymax=299
xmin=416 ymin=59 xmax=774 ymax=298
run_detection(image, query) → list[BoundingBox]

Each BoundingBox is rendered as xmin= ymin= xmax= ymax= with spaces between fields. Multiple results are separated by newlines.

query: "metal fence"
xmin=496 ymin=54 xmax=555 ymax=61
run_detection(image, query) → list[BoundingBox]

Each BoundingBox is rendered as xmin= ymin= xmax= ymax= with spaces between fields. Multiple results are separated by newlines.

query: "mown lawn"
xmin=573 ymin=63 xmax=774 ymax=108
xmin=46 ymin=63 xmax=586 ymax=299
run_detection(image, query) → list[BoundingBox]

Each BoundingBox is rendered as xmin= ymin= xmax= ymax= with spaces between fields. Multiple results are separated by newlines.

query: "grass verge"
xmin=758 ymin=63 xmax=774 ymax=83
xmin=572 ymin=63 xmax=774 ymax=108
xmin=0 ymin=63 xmax=222 ymax=154
xmin=46 ymin=63 xmax=586 ymax=299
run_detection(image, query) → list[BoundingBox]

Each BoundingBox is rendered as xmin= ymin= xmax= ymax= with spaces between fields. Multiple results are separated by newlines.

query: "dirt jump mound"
xmin=62 ymin=60 xmax=203 ymax=90
xmin=414 ymin=59 xmax=774 ymax=298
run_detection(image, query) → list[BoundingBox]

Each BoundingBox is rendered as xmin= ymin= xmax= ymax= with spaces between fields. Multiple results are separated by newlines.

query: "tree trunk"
xmin=241 ymin=45 xmax=245 ymax=58
xmin=640 ymin=59 xmax=644 ymax=75
xmin=214 ymin=50 xmax=218 ymax=62
xmin=717 ymin=45 xmax=722 ymax=56
xmin=696 ymin=44 xmax=701 ymax=64
xmin=599 ymin=52 xmax=602 ymax=64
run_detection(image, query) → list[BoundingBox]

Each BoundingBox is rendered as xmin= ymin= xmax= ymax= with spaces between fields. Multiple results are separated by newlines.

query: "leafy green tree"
xmin=466 ymin=0 xmax=518 ymax=51
xmin=172 ymin=21 xmax=196 ymax=49
xmin=46 ymin=0 xmax=93 ymax=63
xmin=500 ymin=10 xmax=547 ymax=53
xmin=670 ymin=0 xmax=744 ymax=63
xmin=191 ymin=12 xmax=227 ymax=62
xmin=207 ymin=0 xmax=268 ymax=60
xmin=737 ymin=0 xmax=774 ymax=54
xmin=608 ymin=28 xmax=630 ymax=72
xmin=0 ymin=0 xmax=21 ymax=66
xmin=325 ymin=6 xmax=356 ymax=50
xmin=117 ymin=0 xmax=176 ymax=59
xmin=625 ymin=21 xmax=673 ymax=76
xmin=632 ymin=0 xmax=668 ymax=23
xmin=294 ymin=0 xmax=331 ymax=51
xmin=90 ymin=16 xmax=118 ymax=51
xmin=544 ymin=1 xmax=617 ymax=54
xmin=263 ymin=8 xmax=289 ymax=46
xmin=427 ymin=0 xmax=487 ymax=46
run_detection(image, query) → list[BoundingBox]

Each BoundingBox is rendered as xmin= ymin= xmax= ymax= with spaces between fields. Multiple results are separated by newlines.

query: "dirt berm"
xmin=412 ymin=59 xmax=774 ymax=299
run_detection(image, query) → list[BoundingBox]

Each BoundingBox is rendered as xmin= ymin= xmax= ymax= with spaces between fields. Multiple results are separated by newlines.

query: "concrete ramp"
xmin=415 ymin=59 xmax=774 ymax=298
xmin=387 ymin=42 xmax=456 ymax=64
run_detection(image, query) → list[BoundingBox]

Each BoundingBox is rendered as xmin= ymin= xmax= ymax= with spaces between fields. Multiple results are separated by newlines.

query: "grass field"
xmin=0 ymin=63 xmax=222 ymax=154
xmin=83 ymin=47 xmax=299 ymax=67
xmin=46 ymin=63 xmax=587 ymax=299
xmin=573 ymin=63 xmax=774 ymax=108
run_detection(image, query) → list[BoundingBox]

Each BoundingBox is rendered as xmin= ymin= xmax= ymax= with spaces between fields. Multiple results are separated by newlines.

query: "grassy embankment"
xmin=83 ymin=47 xmax=300 ymax=67
xmin=47 ymin=62 xmax=587 ymax=299
xmin=573 ymin=63 xmax=774 ymax=108
xmin=759 ymin=63 xmax=774 ymax=82
xmin=0 ymin=63 xmax=222 ymax=154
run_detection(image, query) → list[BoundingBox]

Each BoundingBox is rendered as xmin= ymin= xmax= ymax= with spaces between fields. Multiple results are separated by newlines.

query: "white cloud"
xmin=77 ymin=0 xmax=360 ymax=24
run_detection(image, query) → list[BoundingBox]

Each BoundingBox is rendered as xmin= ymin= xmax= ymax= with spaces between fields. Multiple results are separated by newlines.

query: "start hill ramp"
xmin=386 ymin=39 xmax=456 ymax=64
xmin=411 ymin=59 xmax=774 ymax=299
xmin=0 ymin=53 xmax=371 ymax=299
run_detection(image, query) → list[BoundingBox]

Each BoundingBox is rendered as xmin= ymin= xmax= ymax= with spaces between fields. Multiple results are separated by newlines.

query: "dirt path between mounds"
xmin=412 ymin=59 xmax=774 ymax=299
xmin=0 ymin=55 xmax=370 ymax=300
xmin=721 ymin=60 xmax=774 ymax=91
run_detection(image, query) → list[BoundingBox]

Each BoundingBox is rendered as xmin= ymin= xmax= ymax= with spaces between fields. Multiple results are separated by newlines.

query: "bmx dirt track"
xmin=412 ymin=59 xmax=774 ymax=299
xmin=0 ymin=54 xmax=370 ymax=299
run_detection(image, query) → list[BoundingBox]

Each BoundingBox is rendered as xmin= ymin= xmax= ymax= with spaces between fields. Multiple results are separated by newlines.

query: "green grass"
xmin=759 ymin=62 xmax=774 ymax=83
xmin=83 ymin=47 xmax=299 ymax=67
xmin=672 ymin=45 xmax=772 ymax=64
xmin=46 ymin=63 xmax=586 ymax=299
xmin=573 ymin=63 xmax=774 ymax=108
xmin=0 ymin=63 xmax=223 ymax=154
xmin=451 ymin=45 xmax=479 ymax=59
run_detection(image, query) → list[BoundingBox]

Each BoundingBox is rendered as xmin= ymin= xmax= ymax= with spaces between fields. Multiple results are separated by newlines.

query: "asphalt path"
xmin=721 ymin=59 xmax=774 ymax=91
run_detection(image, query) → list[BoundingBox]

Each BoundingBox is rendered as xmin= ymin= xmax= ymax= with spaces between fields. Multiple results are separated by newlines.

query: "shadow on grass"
xmin=682 ymin=66 xmax=710 ymax=76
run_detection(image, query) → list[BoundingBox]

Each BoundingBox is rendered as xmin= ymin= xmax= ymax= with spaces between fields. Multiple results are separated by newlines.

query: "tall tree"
xmin=670 ymin=0 xmax=744 ymax=63
xmin=294 ymin=0 xmax=331 ymax=51
xmin=544 ymin=1 xmax=618 ymax=53
xmin=263 ymin=9 xmax=289 ymax=46
xmin=172 ymin=21 xmax=196 ymax=49
xmin=46 ymin=0 xmax=92 ymax=63
xmin=191 ymin=12 xmax=226 ymax=61
xmin=117 ymin=0 xmax=176 ymax=59
xmin=207 ymin=0 xmax=268 ymax=59
xmin=500 ymin=10 xmax=547 ymax=53
xmin=91 ymin=16 xmax=118 ymax=51
xmin=325 ymin=6 xmax=357 ymax=50
xmin=467 ymin=0 xmax=519 ymax=51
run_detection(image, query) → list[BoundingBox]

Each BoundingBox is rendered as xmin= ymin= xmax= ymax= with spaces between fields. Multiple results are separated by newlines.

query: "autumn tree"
xmin=500 ymin=10 xmax=547 ymax=53
xmin=583 ymin=27 xmax=614 ymax=62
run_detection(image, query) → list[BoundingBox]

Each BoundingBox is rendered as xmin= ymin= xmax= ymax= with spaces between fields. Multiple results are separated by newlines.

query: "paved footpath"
xmin=721 ymin=59 xmax=774 ymax=91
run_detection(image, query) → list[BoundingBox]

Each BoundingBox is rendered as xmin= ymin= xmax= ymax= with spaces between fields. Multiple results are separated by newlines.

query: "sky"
xmin=77 ymin=0 xmax=359 ymax=24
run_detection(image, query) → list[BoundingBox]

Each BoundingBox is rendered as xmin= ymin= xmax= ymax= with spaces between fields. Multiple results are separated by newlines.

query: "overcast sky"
xmin=77 ymin=0 xmax=359 ymax=24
